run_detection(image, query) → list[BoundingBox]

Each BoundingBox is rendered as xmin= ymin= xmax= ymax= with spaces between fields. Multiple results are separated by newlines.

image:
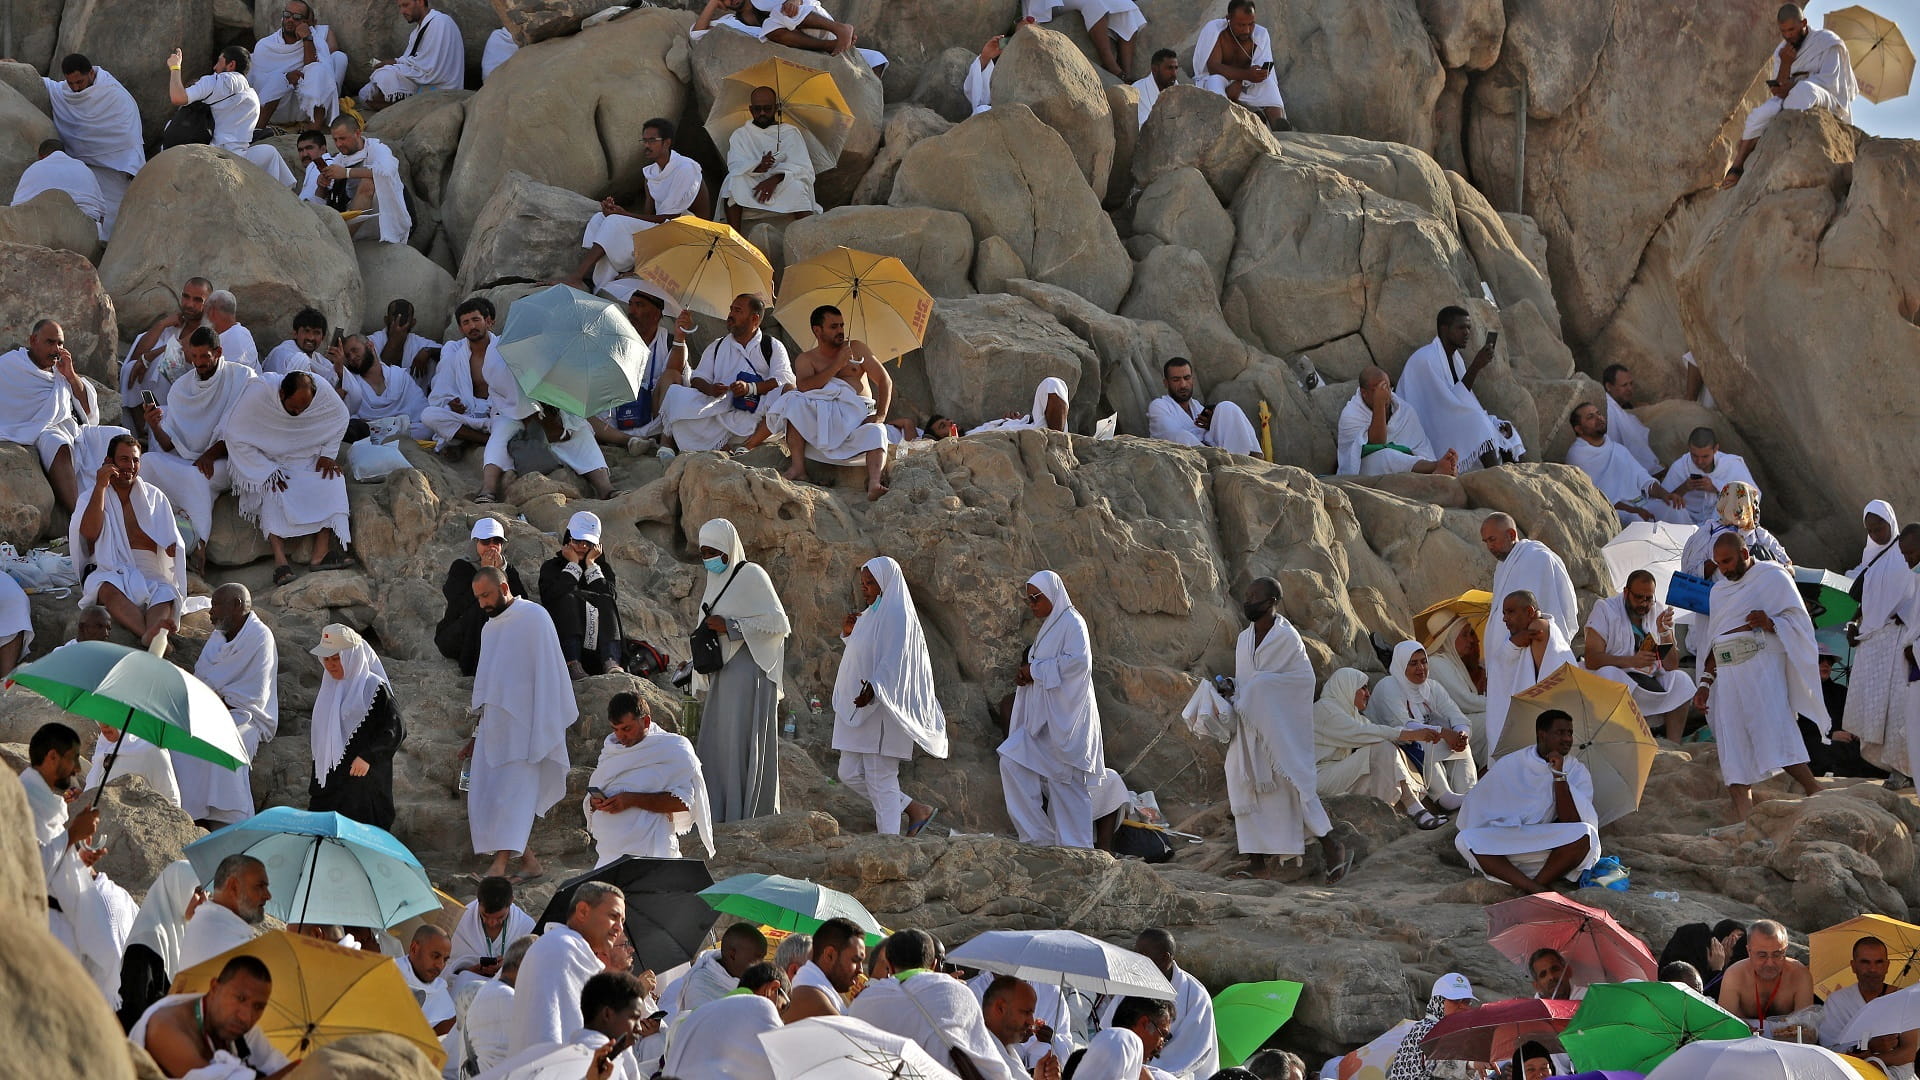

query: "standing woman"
xmin=997 ymin=570 xmax=1106 ymax=849
xmin=833 ymin=556 xmax=945 ymax=836
xmin=693 ymin=518 xmax=790 ymax=823
xmin=308 ymin=623 xmax=404 ymax=829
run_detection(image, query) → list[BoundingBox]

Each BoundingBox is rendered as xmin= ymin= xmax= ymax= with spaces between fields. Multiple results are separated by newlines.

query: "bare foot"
xmin=867 ymin=481 xmax=888 ymax=501
xmin=1718 ymin=167 xmax=1743 ymax=190
xmin=832 ymin=22 xmax=855 ymax=55
xmin=516 ymin=854 xmax=545 ymax=880
xmin=782 ymin=466 xmax=808 ymax=483
xmin=483 ymin=858 xmax=511 ymax=879
xmin=1436 ymin=449 xmax=1459 ymax=477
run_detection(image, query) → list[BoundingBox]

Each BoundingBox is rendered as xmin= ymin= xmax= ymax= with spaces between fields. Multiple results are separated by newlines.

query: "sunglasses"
xmin=1023 ymin=591 xmax=1045 ymax=605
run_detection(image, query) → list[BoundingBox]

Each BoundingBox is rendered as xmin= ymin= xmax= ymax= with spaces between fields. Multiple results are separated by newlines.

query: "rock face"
xmin=0 ymin=241 xmax=120 ymax=384
xmin=0 ymin=192 xmax=105 ymax=262
xmin=0 ymin=80 xmax=58 ymax=200
xmin=357 ymin=241 xmax=457 ymax=337
xmin=914 ymin=294 xmax=1099 ymax=432
xmin=283 ymin=1034 xmax=443 ymax=1079
xmin=990 ymin=24 xmax=1115 ymax=203
xmin=439 ymin=8 xmax=692 ymax=252
xmin=893 ymin=106 xmax=1133 ymax=312
xmin=453 ymin=172 xmax=600 ymax=297
xmin=491 ymin=0 xmax=626 ymax=45
xmin=782 ymin=206 xmax=975 ymax=300
xmin=0 ymin=444 xmax=56 ymax=550
xmin=252 ymin=0 xmax=500 ymax=91
xmin=99 ymin=146 xmax=362 ymax=351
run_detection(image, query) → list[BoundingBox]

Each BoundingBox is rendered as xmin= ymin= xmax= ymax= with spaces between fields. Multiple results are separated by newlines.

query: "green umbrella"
xmin=6 ymin=640 xmax=249 ymax=769
xmin=698 ymin=873 xmax=885 ymax=945
xmin=1559 ymin=981 xmax=1752 ymax=1074
xmin=495 ymin=283 xmax=649 ymax=418
xmin=1212 ymin=980 xmax=1303 ymax=1067
xmin=1795 ymin=567 xmax=1860 ymax=629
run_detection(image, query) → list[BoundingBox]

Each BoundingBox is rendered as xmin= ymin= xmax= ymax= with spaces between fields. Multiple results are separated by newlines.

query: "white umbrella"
xmin=946 ymin=929 xmax=1177 ymax=1000
xmin=759 ymin=1015 xmax=960 ymax=1080
xmin=1644 ymin=1037 xmax=1863 ymax=1080
xmin=1601 ymin=520 xmax=1696 ymax=596
xmin=1836 ymin=982 xmax=1920 ymax=1047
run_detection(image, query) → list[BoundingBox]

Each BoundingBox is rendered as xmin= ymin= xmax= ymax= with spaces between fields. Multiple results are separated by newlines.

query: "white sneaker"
xmin=656 ymin=447 xmax=676 ymax=461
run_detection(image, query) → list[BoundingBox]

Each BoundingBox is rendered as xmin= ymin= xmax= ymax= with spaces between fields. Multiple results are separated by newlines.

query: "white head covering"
xmin=309 ymin=625 xmax=391 ymax=776
xmin=1314 ymin=667 xmax=1371 ymax=728
xmin=1026 ymin=569 xmax=1076 ymax=657
xmin=1859 ymin=499 xmax=1900 ymax=574
xmin=126 ymin=859 xmax=203 ymax=976
xmin=567 ymin=511 xmax=602 ymax=545
xmin=1389 ymin=640 xmax=1431 ymax=707
xmin=1031 ymin=377 xmax=1069 ymax=430
xmin=697 ymin=518 xmax=790 ymax=681
xmin=833 ymin=556 xmax=948 ymax=757
xmin=471 ymin=516 xmax=506 ymax=541
xmin=1077 ymin=1027 xmax=1146 ymax=1080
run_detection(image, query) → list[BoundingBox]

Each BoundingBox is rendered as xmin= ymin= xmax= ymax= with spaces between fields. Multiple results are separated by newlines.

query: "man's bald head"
xmin=1778 ymin=3 xmax=1804 ymax=22
xmin=1359 ymin=366 xmax=1391 ymax=392
xmin=1480 ymin=513 xmax=1519 ymax=559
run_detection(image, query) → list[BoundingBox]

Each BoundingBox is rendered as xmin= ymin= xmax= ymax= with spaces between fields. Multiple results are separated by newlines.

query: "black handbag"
xmin=690 ymin=564 xmax=744 ymax=674
xmin=160 ymin=84 xmax=241 ymax=149
xmin=1850 ymin=543 xmax=1893 ymax=603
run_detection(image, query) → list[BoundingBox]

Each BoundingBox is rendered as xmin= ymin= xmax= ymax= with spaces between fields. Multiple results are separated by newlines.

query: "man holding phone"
xmin=1193 ymin=0 xmax=1289 ymax=130
xmin=1398 ymin=305 xmax=1525 ymax=470
xmin=491 ymin=971 xmax=650 ymax=1080
xmin=1584 ymin=569 xmax=1697 ymax=742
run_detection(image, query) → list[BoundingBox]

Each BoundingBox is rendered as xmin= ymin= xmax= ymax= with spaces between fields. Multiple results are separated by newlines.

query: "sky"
xmin=1806 ymin=0 xmax=1920 ymax=138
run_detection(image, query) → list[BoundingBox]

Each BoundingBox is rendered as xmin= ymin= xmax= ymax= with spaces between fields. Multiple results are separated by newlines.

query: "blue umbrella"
xmin=184 ymin=807 xmax=439 ymax=929
xmin=496 ymin=283 xmax=648 ymax=418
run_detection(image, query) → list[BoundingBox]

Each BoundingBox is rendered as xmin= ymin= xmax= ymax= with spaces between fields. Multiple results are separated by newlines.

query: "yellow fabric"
xmin=773 ymin=247 xmax=934 ymax=363
xmin=1841 ymin=1053 xmax=1889 ymax=1079
xmin=170 ymin=929 xmax=447 ymax=1068
xmin=1495 ymin=662 xmax=1657 ymax=826
xmin=1415 ymin=590 xmax=1493 ymax=655
xmin=1811 ymin=914 xmax=1920 ymax=999
xmin=705 ymin=56 xmax=855 ymax=174
xmin=631 ymin=216 xmax=775 ymax=319
xmin=1825 ymin=5 xmax=1914 ymax=103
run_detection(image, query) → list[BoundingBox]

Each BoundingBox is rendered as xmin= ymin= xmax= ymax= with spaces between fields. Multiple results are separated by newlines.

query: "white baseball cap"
xmin=470 ymin=517 xmax=506 ymax=541
xmin=1432 ymin=972 xmax=1476 ymax=1001
xmin=567 ymin=511 xmax=602 ymax=545
xmin=310 ymin=623 xmax=364 ymax=658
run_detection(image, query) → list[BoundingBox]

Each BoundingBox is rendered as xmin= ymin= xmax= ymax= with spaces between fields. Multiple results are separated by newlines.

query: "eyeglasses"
xmin=281 ymin=9 xmax=311 ymax=19
xmin=1152 ymin=1024 xmax=1173 ymax=1041
xmin=1023 ymin=592 xmax=1045 ymax=605
xmin=641 ymin=136 xmax=664 ymax=144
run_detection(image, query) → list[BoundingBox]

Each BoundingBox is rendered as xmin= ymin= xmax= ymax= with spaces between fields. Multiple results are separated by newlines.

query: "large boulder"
xmin=1002 ymin=277 xmax=1189 ymax=441
xmin=1134 ymin=85 xmax=1281 ymax=201
xmin=825 ymin=0 xmax=1018 ymax=104
xmin=492 ymin=0 xmax=626 ymax=45
xmin=892 ymin=106 xmax=1133 ymax=311
xmin=0 ymin=80 xmax=57 ymax=199
xmin=0 ymin=61 xmax=51 ymax=116
xmin=914 ymin=294 xmax=1099 ymax=433
xmin=452 ymin=172 xmax=599 ymax=297
xmin=100 ymin=146 xmax=362 ymax=348
xmin=0 ymin=241 xmax=119 ymax=383
xmin=990 ymin=24 xmax=1115 ymax=202
xmin=55 ymin=0 xmax=214 ymax=134
xmin=851 ymin=105 xmax=952 ymax=206
xmin=254 ymin=0 xmax=500 ymax=91
xmin=283 ymin=1034 xmax=442 ymax=1080
xmin=782 ymin=206 xmax=974 ymax=299
xmin=81 ymin=773 xmax=204 ymax=891
xmin=1 ymin=3 xmax=62 ymax=73
xmin=439 ymin=7 xmax=691 ymax=252
xmin=1130 ymin=166 xmax=1234 ymax=290
xmin=0 ymin=915 xmax=137 ymax=1080
xmin=0 ymin=444 xmax=56 ymax=549
xmin=0 ymin=191 xmax=105 ymax=262
xmin=357 ymin=241 xmax=457 ymax=335
xmin=0 ymin=754 xmax=48 ymax=920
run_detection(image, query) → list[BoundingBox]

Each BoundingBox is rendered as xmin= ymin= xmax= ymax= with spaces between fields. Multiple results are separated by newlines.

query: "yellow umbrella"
xmin=773 ymin=247 xmax=935 ymax=363
xmin=705 ymin=56 xmax=856 ymax=175
xmin=1844 ymin=1054 xmax=1890 ymax=1079
xmin=1826 ymin=5 xmax=1915 ymax=103
xmin=171 ymin=929 xmax=447 ymax=1069
xmin=1811 ymin=914 xmax=1920 ymax=999
xmin=1495 ymin=662 xmax=1657 ymax=826
xmin=631 ymin=216 xmax=776 ymax=320
xmin=1415 ymin=590 xmax=1494 ymax=654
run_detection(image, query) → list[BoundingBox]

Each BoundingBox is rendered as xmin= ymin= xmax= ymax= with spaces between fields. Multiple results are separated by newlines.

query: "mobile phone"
xmin=1766 ymin=79 xmax=1780 ymax=88
xmin=609 ymin=1032 xmax=636 ymax=1058
xmin=141 ymin=390 xmax=158 ymax=409
xmin=647 ymin=1010 xmax=668 ymax=1022
xmin=331 ymin=328 xmax=344 ymax=347
xmin=587 ymin=786 xmax=606 ymax=800
xmin=1691 ymin=473 xmax=1706 ymax=481
xmin=1262 ymin=61 xmax=1274 ymax=71
xmin=1483 ymin=330 xmax=1498 ymax=348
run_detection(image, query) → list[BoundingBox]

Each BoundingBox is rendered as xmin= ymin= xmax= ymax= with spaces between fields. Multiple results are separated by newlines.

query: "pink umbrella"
xmin=1487 ymin=892 xmax=1658 ymax=987
xmin=1421 ymin=997 xmax=1581 ymax=1063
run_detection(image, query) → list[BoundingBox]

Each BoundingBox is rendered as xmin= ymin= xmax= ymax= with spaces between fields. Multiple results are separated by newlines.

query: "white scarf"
xmin=396 ymin=955 xmax=456 ymax=1024
xmin=67 ymin=474 xmax=186 ymax=609
xmin=847 ymin=972 xmax=1018 ymax=1080
xmin=1566 ymin=436 xmax=1656 ymax=508
xmin=450 ymin=900 xmax=536 ymax=976
xmin=430 ymin=334 xmax=495 ymax=411
xmin=643 ymin=152 xmax=704 ymax=218
xmin=46 ymin=67 xmax=147 ymax=177
xmin=833 ymin=556 xmax=948 ymax=758
xmin=222 ymin=371 xmax=351 ymax=492
xmin=698 ymin=518 xmax=790 ymax=682
xmin=1774 ymin=27 xmax=1859 ymax=115
xmin=1389 ymin=640 xmax=1434 ymax=712
xmin=1491 ymin=539 xmax=1579 ymax=640
xmin=1456 ymin=746 xmax=1596 ymax=832
xmin=1079 ymin=1028 xmax=1145 ymax=1080
xmin=1853 ymin=500 xmax=1900 ymax=579
xmin=310 ymin=638 xmax=390 ymax=776
xmin=1008 ymin=570 xmax=1104 ymax=777
xmin=1703 ymin=559 xmax=1832 ymax=736
xmin=471 ymin=597 xmax=578 ymax=765
xmin=1336 ymin=390 xmax=1434 ymax=475
xmin=127 ymin=859 xmax=202 ymax=976
xmin=1313 ymin=667 xmax=1392 ymax=763
xmin=178 ymin=900 xmax=262 ymax=973
xmin=511 ymin=924 xmax=602 ymax=1054
xmin=159 ymin=359 xmax=255 ymax=459
xmin=196 ymin=614 xmax=280 ymax=737
xmin=329 ymin=137 xmax=411 ymax=244
xmin=0 ymin=346 xmax=96 ymax=444
xmin=585 ymin=729 xmax=716 ymax=858
xmin=250 ymin=29 xmax=334 ymax=105
xmin=342 ymin=363 xmax=424 ymax=418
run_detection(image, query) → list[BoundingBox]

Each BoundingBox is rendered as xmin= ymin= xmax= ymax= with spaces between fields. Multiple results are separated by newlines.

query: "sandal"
xmin=272 ymin=564 xmax=297 ymax=586
xmin=472 ymin=492 xmax=498 ymax=504
xmin=1324 ymin=840 xmax=1355 ymax=885
xmin=1718 ymin=165 xmax=1744 ymax=190
xmin=905 ymin=807 xmax=940 ymax=837
xmin=310 ymin=551 xmax=359 ymax=572
xmin=1412 ymin=808 xmax=1448 ymax=831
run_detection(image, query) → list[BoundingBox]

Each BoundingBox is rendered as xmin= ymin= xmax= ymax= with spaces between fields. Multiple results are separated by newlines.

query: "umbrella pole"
xmin=48 ymin=726 xmax=130 ymax=879
xmin=296 ymin=836 xmax=324 ymax=927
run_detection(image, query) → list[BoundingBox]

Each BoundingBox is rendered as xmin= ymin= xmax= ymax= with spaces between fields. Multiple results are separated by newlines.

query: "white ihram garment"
xmin=660 ymin=333 xmax=795 ymax=451
xmin=250 ymin=29 xmax=338 ymax=122
xmin=585 ymin=729 xmax=714 ymax=864
xmin=1491 ymin=538 xmax=1580 ymax=641
xmin=1398 ymin=336 xmax=1524 ymax=467
xmin=1224 ymin=617 xmax=1331 ymax=857
xmin=86 ymin=731 xmax=181 ymax=808
xmin=1604 ymin=394 xmax=1660 ymax=474
xmin=469 ymin=597 xmax=575 ymax=854
xmin=969 ymin=377 xmax=1070 ymax=435
xmin=221 ymin=372 xmax=351 ymax=542
xmin=1148 ymin=393 xmax=1260 ymax=457
xmin=1455 ymin=746 xmax=1600 ymax=881
xmin=833 ymin=556 xmax=948 ymax=834
xmin=849 ymin=972 xmax=1019 ymax=1080
xmin=725 ymin=122 xmax=819 ymax=216
xmin=1192 ymin=18 xmax=1284 ymax=108
xmin=12 ymin=150 xmax=109 ymax=238
xmin=1700 ymin=561 xmax=1828 ymax=786
xmin=181 ymin=614 xmax=278 ymax=824
xmin=368 ymin=7 xmax=465 ymax=98
xmin=423 ymin=336 xmax=498 ymax=446
xmin=998 ymin=571 xmax=1104 ymax=849
xmin=1093 ymin=965 xmax=1217 ymax=1079
xmin=1335 ymin=390 xmax=1436 ymax=476
xmin=42 ymin=66 xmax=145 ymax=228
xmin=0 ymin=346 xmax=103 ymax=468
xmin=69 ymin=476 xmax=186 ymax=617
xmin=762 ymin=375 xmax=889 ymax=464
xmin=1584 ymin=594 xmax=1695 ymax=716
xmin=1741 ymin=27 xmax=1857 ymax=140
xmin=140 ymin=359 xmax=253 ymax=540
xmin=508 ymin=924 xmax=600 ymax=1056
xmin=1482 ymin=619 xmax=1575 ymax=758
xmin=1565 ymin=436 xmax=1690 ymax=526
xmin=1659 ymin=450 xmax=1756 ymax=525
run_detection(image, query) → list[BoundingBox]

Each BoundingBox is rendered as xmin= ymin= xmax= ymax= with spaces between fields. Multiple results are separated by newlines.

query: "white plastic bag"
xmin=345 ymin=437 xmax=412 ymax=482
xmin=0 ymin=542 xmax=79 ymax=596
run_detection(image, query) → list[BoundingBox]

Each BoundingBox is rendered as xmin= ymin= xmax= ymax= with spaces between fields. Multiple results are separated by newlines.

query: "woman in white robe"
xmin=1677 ymin=482 xmax=1790 ymax=582
xmin=694 ymin=518 xmax=789 ymax=823
xmin=833 ymin=556 xmax=946 ymax=836
xmin=1367 ymin=641 xmax=1477 ymax=810
xmin=1313 ymin=668 xmax=1444 ymax=829
xmin=1851 ymin=500 xmax=1899 ymax=578
xmin=116 ymin=859 xmax=203 ymax=1029
xmin=1420 ymin=610 xmax=1489 ymax=763
xmin=998 ymin=570 xmax=1105 ymax=849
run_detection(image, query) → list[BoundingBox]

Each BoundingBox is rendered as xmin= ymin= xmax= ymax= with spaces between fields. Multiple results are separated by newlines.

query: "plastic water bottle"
xmin=458 ymin=760 xmax=471 ymax=792
xmin=1652 ymin=890 xmax=1681 ymax=902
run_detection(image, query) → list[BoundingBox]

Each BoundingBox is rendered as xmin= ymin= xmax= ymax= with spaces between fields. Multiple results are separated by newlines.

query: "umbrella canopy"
xmin=171 ymin=929 xmax=447 ymax=1067
xmin=705 ymin=56 xmax=855 ymax=175
xmin=6 ymin=640 xmax=248 ymax=769
xmin=1487 ymin=892 xmax=1658 ymax=987
xmin=773 ymin=247 xmax=935 ymax=363
xmin=946 ymin=929 xmax=1176 ymax=1000
xmin=1560 ymin=981 xmax=1751 ymax=1074
xmin=1833 ymin=982 xmax=1920 ymax=1048
xmin=1812 ymin=914 xmax=1920 ymax=998
xmin=1826 ymin=5 xmax=1914 ymax=103
xmin=699 ymin=873 xmax=885 ymax=945
xmin=495 ymin=283 xmax=649 ymax=418
xmin=184 ymin=807 xmax=439 ymax=929
xmin=1643 ymin=1037 xmax=1863 ymax=1079
xmin=1420 ymin=997 xmax=1580 ymax=1063
xmin=1843 ymin=1054 xmax=1890 ymax=1078
xmin=1796 ymin=567 xmax=1861 ymax=629
xmin=1212 ymin=980 xmax=1302 ymax=1067
xmin=1602 ymin=522 xmax=1695 ymax=597
xmin=1337 ymin=1018 xmax=1417 ymax=1080
xmin=1414 ymin=590 xmax=1494 ymax=653
xmin=631 ymin=216 xmax=775 ymax=320
xmin=1495 ymin=663 xmax=1657 ymax=825
xmin=759 ymin=1014 xmax=959 ymax=1080
xmin=540 ymin=856 xmax=716 ymax=973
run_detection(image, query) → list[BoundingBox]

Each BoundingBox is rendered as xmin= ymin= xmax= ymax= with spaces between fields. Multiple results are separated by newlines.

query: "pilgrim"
xmin=723 ymin=87 xmax=819 ymax=228
xmin=659 ymin=295 xmax=794 ymax=452
xmin=308 ymin=625 xmax=404 ymax=830
xmin=138 ymin=328 xmax=253 ymax=548
xmin=1483 ymin=591 xmax=1576 ymax=756
xmin=1192 ymin=0 xmax=1286 ymax=127
xmin=1583 ymin=571 xmax=1697 ymax=742
xmin=1150 ymin=357 xmax=1262 ymax=458
xmin=693 ymin=518 xmax=789 ymax=822
xmin=969 ymin=378 xmax=1070 ymax=434
xmin=42 ymin=55 xmax=146 ymax=228
xmin=223 ymin=371 xmax=352 ymax=584
xmin=1400 ymin=307 xmax=1525 ymax=469
xmin=181 ymin=584 xmax=278 ymax=825
xmin=999 ymin=570 xmax=1106 ymax=849
xmin=71 ymin=435 xmax=187 ymax=649
xmin=1565 ymin=403 xmax=1689 ymax=525
xmin=832 ymin=557 xmax=946 ymax=836
xmin=1482 ymin=513 xmax=1579 ymax=639
xmin=585 ymin=692 xmax=715 ymax=864
xmin=1456 ymin=710 xmax=1600 ymax=893
xmin=365 ymin=0 xmax=465 ymax=105
xmin=1336 ymin=366 xmax=1456 ymax=476
xmin=0 ymin=319 xmax=105 ymax=513
xmin=12 ymin=140 xmax=110 ymax=238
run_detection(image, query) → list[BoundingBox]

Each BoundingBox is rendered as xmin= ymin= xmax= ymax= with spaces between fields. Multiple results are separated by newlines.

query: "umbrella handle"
xmin=296 ymin=836 xmax=324 ymax=928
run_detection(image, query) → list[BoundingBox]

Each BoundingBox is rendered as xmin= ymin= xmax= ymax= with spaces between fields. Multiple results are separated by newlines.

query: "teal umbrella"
xmin=495 ymin=283 xmax=648 ymax=418
xmin=1559 ymin=981 xmax=1752 ymax=1074
xmin=1795 ymin=567 xmax=1860 ymax=629
xmin=699 ymin=873 xmax=886 ymax=945
xmin=6 ymin=640 xmax=248 ymax=769
xmin=1212 ymin=980 xmax=1303 ymax=1067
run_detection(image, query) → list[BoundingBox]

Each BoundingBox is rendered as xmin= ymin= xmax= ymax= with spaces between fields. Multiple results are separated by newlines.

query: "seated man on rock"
xmin=205 ymin=290 xmax=258 ymax=373
xmin=1661 ymin=426 xmax=1757 ymax=525
xmin=123 ymin=276 xmax=213 ymax=419
xmin=1719 ymin=920 xmax=1817 ymax=1040
xmin=251 ymin=0 xmax=336 ymax=127
xmin=329 ymin=333 xmax=430 ymax=440
xmin=363 ymin=0 xmax=464 ymax=109
xmin=311 ymin=113 xmax=412 ymax=245
xmin=1400 ymin=306 xmax=1524 ymax=470
xmin=1721 ymin=4 xmax=1856 ymax=188
xmin=134 ymin=954 xmax=295 ymax=1079
xmin=1335 ymin=365 xmax=1457 ymax=476
xmin=262 ymin=307 xmax=332 ymax=383
xmin=368 ymin=298 xmax=443 ymax=392
xmin=12 ymin=138 xmax=109 ymax=240
xmin=969 ymin=377 xmax=1070 ymax=434
xmin=472 ymin=328 xmax=621 ymax=505
xmin=1194 ymin=0 xmax=1288 ymax=130
xmin=692 ymin=0 xmax=866 ymax=61
xmin=139 ymin=327 xmax=254 ymax=567
xmin=1132 ymin=47 xmax=1180 ymax=127
xmin=659 ymin=293 xmax=794 ymax=452
xmin=72 ymin=434 xmax=187 ymax=650
xmin=1600 ymin=363 xmax=1660 ymax=473
xmin=0 ymin=318 xmax=106 ymax=514
xmin=41 ymin=54 xmax=146 ymax=230
xmin=724 ymin=86 xmax=820 ymax=231
xmin=422 ymin=297 xmax=501 ymax=460
xmin=1149 ymin=356 xmax=1262 ymax=459
xmin=1454 ymin=709 xmax=1600 ymax=894
xmin=561 ymin=118 xmax=709 ymax=299
xmin=1028 ymin=0 xmax=1147 ymax=80
xmin=222 ymin=370 xmax=354 ymax=586
xmin=1584 ymin=570 xmax=1695 ymax=742
xmin=742 ymin=304 xmax=893 ymax=499
xmin=590 ymin=292 xmax=692 ymax=450
xmin=1565 ymin=402 xmax=1688 ymax=525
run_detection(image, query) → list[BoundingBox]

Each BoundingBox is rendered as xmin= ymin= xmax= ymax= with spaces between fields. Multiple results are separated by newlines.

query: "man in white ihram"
xmin=312 ymin=114 xmax=413 ymax=245
xmin=250 ymin=0 xmax=336 ymax=127
xmin=1400 ymin=306 xmax=1524 ymax=470
xmin=71 ymin=434 xmax=187 ymax=651
xmin=1193 ymin=0 xmax=1287 ymax=129
xmin=365 ymin=0 xmax=465 ymax=109
xmin=1094 ymin=930 xmax=1217 ymax=1080
xmin=1148 ymin=357 xmax=1262 ymax=459
xmin=1456 ymin=709 xmax=1600 ymax=894
xmin=560 ymin=117 xmax=708 ymax=300
xmin=0 ymin=318 xmax=106 ymax=516
xmin=658 ymin=293 xmax=794 ymax=452
xmin=1335 ymin=366 xmax=1457 ymax=476
xmin=510 ymin=881 xmax=625 ymax=1055
xmin=1564 ymin=402 xmax=1689 ymax=526
xmin=181 ymin=583 xmax=279 ymax=826
xmin=1583 ymin=570 xmax=1695 ymax=744
xmin=1132 ymin=48 xmax=1181 ymax=127
xmin=41 ymin=54 xmax=146 ymax=230
xmin=850 ymin=930 xmax=1017 ymax=1080
xmin=137 ymin=328 xmax=253 ymax=557
xmin=204 ymin=291 xmax=259 ymax=374
xmin=12 ymin=139 xmax=110 ymax=240
xmin=465 ymin=566 xmax=576 ymax=882
xmin=585 ymin=692 xmax=715 ymax=865
xmin=1483 ymin=591 xmax=1575 ymax=756
xmin=1720 ymin=3 xmax=1857 ymax=189
xmin=1599 ymin=364 xmax=1660 ymax=474
xmin=742 ymin=305 xmax=893 ymax=500
xmin=1481 ymin=513 xmax=1578 ymax=639
xmin=221 ymin=370 xmax=353 ymax=584
xmin=1661 ymin=426 xmax=1758 ymax=526
xmin=723 ymin=87 xmax=818 ymax=231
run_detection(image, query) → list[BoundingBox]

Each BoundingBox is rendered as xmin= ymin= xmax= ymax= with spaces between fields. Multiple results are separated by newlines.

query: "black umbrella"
xmin=538 ymin=857 xmax=717 ymax=973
